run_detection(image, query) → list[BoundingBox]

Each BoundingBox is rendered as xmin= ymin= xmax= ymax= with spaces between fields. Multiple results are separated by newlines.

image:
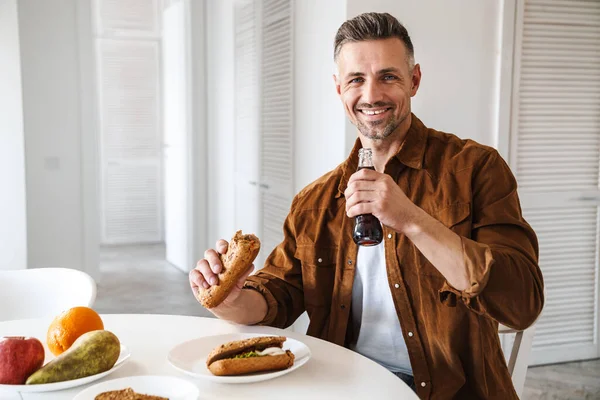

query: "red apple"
xmin=0 ymin=336 xmax=45 ymax=384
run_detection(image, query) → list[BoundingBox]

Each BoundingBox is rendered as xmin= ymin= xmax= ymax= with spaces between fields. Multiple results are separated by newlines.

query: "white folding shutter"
xmin=96 ymin=0 xmax=160 ymax=36
xmin=510 ymin=0 xmax=600 ymax=365
xmin=97 ymin=39 xmax=163 ymax=244
xmin=95 ymin=0 xmax=163 ymax=244
xmin=233 ymin=0 xmax=263 ymax=252
xmin=260 ymin=0 xmax=294 ymax=260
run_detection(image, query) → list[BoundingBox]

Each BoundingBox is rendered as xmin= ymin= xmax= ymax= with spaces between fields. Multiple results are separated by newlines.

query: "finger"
xmin=193 ymin=270 xmax=210 ymax=290
xmin=236 ymin=264 xmax=255 ymax=289
xmin=345 ymin=180 xmax=376 ymax=199
xmin=346 ymin=192 xmax=375 ymax=212
xmin=189 ymin=268 xmax=210 ymax=290
xmin=204 ymin=249 xmax=223 ymax=274
xmin=189 ymin=270 xmax=199 ymax=291
xmin=347 ymin=202 xmax=372 ymax=218
xmin=197 ymin=258 xmax=219 ymax=286
xmin=360 ymin=168 xmax=381 ymax=179
xmin=344 ymin=181 xmax=358 ymax=199
xmin=348 ymin=168 xmax=378 ymax=183
xmin=216 ymin=239 xmax=228 ymax=254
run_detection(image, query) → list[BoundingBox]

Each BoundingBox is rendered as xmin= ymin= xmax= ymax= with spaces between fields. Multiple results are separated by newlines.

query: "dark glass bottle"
xmin=352 ymin=148 xmax=383 ymax=246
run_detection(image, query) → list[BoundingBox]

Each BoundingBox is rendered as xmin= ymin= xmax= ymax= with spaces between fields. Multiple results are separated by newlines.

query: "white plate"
xmin=73 ymin=375 xmax=200 ymax=400
xmin=168 ymin=333 xmax=311 ymax=384
xmin=0 ymin=344 xmax=131 ymax=393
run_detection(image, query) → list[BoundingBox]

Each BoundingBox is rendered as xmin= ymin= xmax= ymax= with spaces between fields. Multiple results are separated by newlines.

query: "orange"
xmin=46 ymin=306 xmax=104 ymax=356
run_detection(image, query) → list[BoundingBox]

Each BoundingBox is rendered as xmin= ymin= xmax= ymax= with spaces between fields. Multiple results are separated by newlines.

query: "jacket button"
xmin=347 ymin=260 xmax=352 ymax=265
xmin=408 ymin=332 xmax=414 ymax=337
xmin=317 ymin=258 xmax=323 ymax=263
xmin=394 ymin=283 xmax=400 ymax=289
xmin=387 ymin=233 xmax=392 ymax=239
xmin=421 ymin=382 xmax=427 ymax=388
xmin=341 ymin=304 xmax=346 ymax=309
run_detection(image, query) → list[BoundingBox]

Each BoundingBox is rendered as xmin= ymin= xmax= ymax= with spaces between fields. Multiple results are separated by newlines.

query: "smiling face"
xmin=335 ymin=38 xmax=421 ymax=142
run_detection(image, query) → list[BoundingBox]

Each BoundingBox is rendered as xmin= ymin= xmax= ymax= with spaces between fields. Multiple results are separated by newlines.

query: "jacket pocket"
xmin=415 ymin=202 xmax=472 ymax=277
xmin=434 ymin=202 xmax=471 ymax=238
xmin=295 ymin=245 xmax=337 ymax=307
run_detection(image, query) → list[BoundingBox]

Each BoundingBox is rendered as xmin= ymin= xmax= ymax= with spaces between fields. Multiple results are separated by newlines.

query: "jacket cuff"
xmin=439 ymin=236 xmax=495 ymax=311
xmin=243 ymin=277 xmax=279 ymax=326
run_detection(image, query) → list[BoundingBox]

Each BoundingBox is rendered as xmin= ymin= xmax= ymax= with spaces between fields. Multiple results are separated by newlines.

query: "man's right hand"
xmin=189 ymin=239 xmax=265 ymax=323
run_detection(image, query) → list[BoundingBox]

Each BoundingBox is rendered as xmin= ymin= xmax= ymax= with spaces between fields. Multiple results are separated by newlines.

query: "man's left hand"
xmin=345 ymin=168 xmax=417 ymax=233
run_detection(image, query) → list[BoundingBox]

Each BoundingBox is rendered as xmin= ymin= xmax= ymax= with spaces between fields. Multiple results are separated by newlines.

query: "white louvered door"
xmin=95 ymin=0 xmax=163 ymax=244
xmin=233 ymin=0 xmax=262 ymax=253
xmin=510 ymin=0 xmax=600 ymax=365
xmin=233 ymin=0 xmax=294 ymax=268
xmin=259 ymin=0 xmax=294 ymax=265
xmin=96 ymin=0 xmax=159 ymax=35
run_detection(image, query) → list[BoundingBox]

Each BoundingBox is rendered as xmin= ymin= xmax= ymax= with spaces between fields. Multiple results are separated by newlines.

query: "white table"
xmin=0 ymin=314 xmax=418 ymax=400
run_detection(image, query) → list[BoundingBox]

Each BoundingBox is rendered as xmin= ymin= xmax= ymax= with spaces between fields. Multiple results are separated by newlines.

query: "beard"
xmin=356 ymin=115 xmax=399 ymax=140
xmin=354 ymin=102 xmax=409 ymax=140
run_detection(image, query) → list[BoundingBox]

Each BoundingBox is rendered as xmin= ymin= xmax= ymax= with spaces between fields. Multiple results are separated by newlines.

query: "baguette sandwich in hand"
xmin=206 ymin=336 xmax=295 ymax=376
xmin=196 ymin=230 xmax=261 ymax=308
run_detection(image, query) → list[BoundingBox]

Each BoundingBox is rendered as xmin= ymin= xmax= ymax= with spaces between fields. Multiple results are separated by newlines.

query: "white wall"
xmin=0 ymin=0 xmax=28 ymax=270
xmin=189 ymin=0 xmax=209 ymax=267
xmin=293 ymin=0 xmax=348 ymax=192
xmin=17 ymin=0 xmax=85 ymax=270
xmin=346 ymin=0 xmax=503 ymax=148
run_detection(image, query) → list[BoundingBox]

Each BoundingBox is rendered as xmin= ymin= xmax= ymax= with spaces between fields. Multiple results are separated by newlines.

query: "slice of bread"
xmin=94 ymin=388 xmax=169 ymax=400
xmin=208 ymin=350 xmax=295 ymax=376
xmin=95 ymin=388 xmax=136 ymax=400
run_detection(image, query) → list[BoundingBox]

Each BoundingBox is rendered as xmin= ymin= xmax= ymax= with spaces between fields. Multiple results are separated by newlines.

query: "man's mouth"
xmin=357 ymin=107 xmax=392 ymax=117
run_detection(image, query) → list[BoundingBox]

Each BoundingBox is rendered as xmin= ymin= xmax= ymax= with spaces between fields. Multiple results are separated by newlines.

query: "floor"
xmin=95 ymin=243 xmax=212 ymax=318
xmin=96 ymin=244 xmax=600 ymax=400
xmin=523 ymin=360 xmax=600 ymax=400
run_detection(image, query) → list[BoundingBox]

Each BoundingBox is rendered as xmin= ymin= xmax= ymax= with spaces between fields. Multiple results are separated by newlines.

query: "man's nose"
xmin=361 ymin=80 xmax=385 ymax=106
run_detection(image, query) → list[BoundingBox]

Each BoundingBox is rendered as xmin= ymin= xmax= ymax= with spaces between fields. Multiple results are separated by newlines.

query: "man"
xmin=189 ymin=12 xmax=544 ymax=399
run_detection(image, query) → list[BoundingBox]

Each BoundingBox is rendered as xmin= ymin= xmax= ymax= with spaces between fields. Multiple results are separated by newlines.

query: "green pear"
xmin=26 ymin=330 xmax=120 ymax=384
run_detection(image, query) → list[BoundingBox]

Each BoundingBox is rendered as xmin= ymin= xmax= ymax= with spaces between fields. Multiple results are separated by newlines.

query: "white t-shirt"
xmin=349 ymin=241 xmax=413 ymax=375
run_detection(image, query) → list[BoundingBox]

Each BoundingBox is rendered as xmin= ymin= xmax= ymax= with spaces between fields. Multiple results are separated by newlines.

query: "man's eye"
xmin=383 ymin=75 xmax=398 ymax=81
xmin=349 ymin=77 xmax=364 ymax=84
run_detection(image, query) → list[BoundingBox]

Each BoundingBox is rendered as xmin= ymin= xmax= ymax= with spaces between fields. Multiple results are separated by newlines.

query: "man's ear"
xmin=410 ymin=64 xmax=422 ymax=97
xmin=333 ymin=74 xmax=341 ymax=96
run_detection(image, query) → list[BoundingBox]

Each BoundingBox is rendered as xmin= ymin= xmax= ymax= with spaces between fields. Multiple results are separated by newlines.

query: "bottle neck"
xmin=357 ymin=165 xmax=375 ymax=171
xmin=358 ymin=149 xmax=374 ymax=169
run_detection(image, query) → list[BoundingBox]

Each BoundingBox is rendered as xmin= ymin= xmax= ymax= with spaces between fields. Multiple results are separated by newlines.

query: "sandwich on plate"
xmin=206 ymin=336 xmax=295 ymax=376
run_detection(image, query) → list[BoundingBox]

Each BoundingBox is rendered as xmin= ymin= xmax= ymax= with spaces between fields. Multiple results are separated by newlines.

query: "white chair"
xmin=499 ymin=324 xmax=536 ymax=398
xmin=0 ymin=268 xmax=97 ymax=321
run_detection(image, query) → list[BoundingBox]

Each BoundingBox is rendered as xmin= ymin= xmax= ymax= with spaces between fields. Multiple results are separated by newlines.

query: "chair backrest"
xmin=499 ymin=324 xmax=536 ymax=398
xmin=0 ymin=268 xmax=97 ymax=321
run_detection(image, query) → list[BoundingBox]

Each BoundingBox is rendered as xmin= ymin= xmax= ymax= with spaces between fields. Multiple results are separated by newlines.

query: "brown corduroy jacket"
xmin=245 ymin=114 xmax=544 ymax=399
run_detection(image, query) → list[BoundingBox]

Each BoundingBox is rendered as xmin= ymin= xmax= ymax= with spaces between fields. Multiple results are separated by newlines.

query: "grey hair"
xmin=334 ymin=12 xmax=415 ymax=69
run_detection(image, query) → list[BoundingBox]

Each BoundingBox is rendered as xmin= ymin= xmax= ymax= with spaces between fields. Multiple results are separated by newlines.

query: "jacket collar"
xmin=336 ymin=113 xmax=428 ymax=198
